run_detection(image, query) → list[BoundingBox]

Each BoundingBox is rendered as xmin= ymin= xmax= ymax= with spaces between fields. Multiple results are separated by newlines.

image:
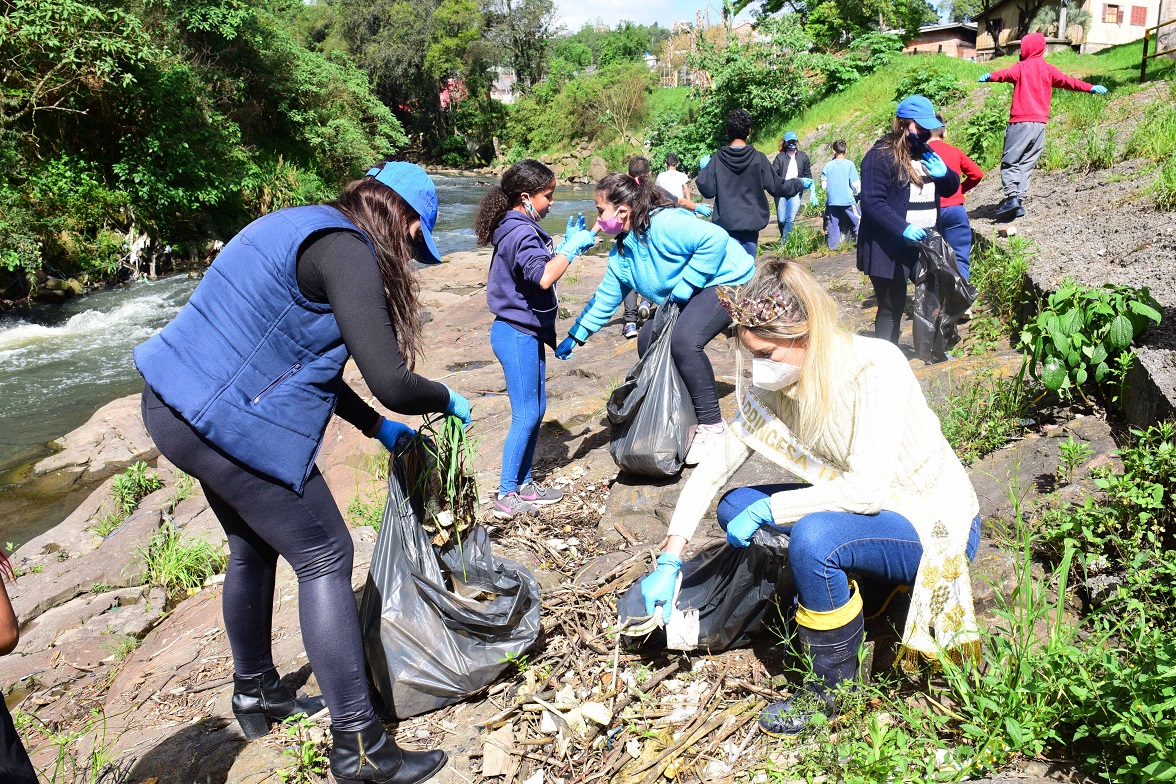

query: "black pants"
xmin=870 ymin=256 xmax=916 ymax=345
xmin=0 ymin=698 xmax=36 ymax=784
xmin=623 ymin=290 xmax=639 ymax=324
xmin=141 ymin=385 xmax=374 ymax=732
xmin=636 ymin=286 xmax=731 ymax=425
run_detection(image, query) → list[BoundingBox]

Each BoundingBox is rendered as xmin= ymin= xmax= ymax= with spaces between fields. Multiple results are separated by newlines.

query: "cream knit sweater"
xmin=666 ymin=335 xmax=979 ymax=547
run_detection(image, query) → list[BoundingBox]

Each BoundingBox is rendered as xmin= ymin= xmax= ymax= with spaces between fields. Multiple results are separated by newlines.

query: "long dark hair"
xmin=329 ymin=178 xmax=423 ymax=368
xmin=474 ymin=160 xmax=556 ymax=246
xmin=883 ymin=116 xmax=924 ymax=188
xmin=595 ymin=172 xmax=677 ymax=244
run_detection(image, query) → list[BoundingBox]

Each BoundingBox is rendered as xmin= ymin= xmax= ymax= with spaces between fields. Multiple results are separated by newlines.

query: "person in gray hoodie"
xmin=697 ymin=108 xmax=808 ymax=257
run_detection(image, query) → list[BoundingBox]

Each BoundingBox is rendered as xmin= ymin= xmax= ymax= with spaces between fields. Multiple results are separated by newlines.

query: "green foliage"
xmin=103 ymin=633 xmax=141 ymax=663
xmin=1150 ymin=157 xmax=1176 ymax=212
xmin=817 ymin=32 xmax=904 ymax=93
xmin=968 ymin=237 xmax=1031 ymax=329
xmin=893 ymin=67 xmax=964 ymax=107
xmin=140 ymin=522 xmax=227 ymax=598
xmin=930 ymin=370 xmax=1027 ymax=463
xmin=956 ymin=91 xmax=1012 ymax=171
xmin=111 ymin=462 xmax=164 ymax=517
xmin=278 ymin=716 xmax=330 ymax=783
xmin=346 ymin=450 xmax=390 ymax=531
xmin=1020 ymin=280 xmax=1162 ymax=401
xmin=1056 ymin=435 xmax=1095 ymax=485
xmin=598 ymin=21 xmax=653 ymax=67
xmin=14 ymin=706 xmax=121 ymax=784
xmin=779 ymin=224 xmax=823 ymax=258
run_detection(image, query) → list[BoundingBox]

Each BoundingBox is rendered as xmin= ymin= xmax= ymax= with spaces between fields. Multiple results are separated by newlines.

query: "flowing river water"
xmin=0 ymin=175 xmax=598 ymax=546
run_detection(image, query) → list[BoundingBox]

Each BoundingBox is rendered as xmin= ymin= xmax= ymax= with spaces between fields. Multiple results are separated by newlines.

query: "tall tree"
xmin=483 ymin=0 xmax=557 ymax=88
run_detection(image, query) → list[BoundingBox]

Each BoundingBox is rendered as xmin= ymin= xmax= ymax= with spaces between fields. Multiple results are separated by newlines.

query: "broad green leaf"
xmin=1128 ymin=300 xmax=1162 ymax=323
xmin=1108 ymin=314 xmax=1134 ymax=350
xmin=1042 ymin=358 xmax=1067 ymax=391
xmin=1059 ymin=307 xmax=1083 ymax=336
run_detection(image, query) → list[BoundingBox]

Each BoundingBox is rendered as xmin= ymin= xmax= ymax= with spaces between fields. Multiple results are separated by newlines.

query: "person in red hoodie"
xmin=929 ymin=114 xmax=983 ymax=280
xmin=979 ymin=32 xmax=1107 ymax=219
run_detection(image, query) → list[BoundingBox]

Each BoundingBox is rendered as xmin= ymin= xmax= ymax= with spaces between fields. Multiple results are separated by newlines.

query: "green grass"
xmin=103 ymin=633 xmax=141 ymax=663
xmin=929 ymin=369 xmax=1028 ymax=464
xmin=139 ymin=522 xmax=226 ymax=599
xmin=969 ymin=236 xmax=1033 ymax=330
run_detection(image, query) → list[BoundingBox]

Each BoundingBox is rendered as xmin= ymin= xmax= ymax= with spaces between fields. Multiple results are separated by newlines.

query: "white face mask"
xmin=752 ymin=357 xmax=802 ymax=391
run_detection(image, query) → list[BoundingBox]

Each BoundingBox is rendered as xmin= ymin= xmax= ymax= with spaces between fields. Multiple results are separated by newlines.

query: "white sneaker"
xmin=684 ymin=422 xmax=726 ymax=466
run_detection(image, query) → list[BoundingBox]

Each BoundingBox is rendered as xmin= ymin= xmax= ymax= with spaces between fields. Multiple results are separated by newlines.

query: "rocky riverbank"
xmin=3 ymin=235 xmax=1121 ymax=783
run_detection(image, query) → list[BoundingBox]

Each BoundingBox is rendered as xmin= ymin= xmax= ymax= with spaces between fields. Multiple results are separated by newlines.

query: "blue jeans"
xmin=825 ymin=204 xmax=860 ymax=250
xmin=937 ymin=205 xmax=973 ymax=281
xmin=776 ymin=195 xmax=801 ymax=243
xmin=717 ymin=484 xmax=982 ymax=613
xmin=490 ymin=319 xmax=546 ymax=496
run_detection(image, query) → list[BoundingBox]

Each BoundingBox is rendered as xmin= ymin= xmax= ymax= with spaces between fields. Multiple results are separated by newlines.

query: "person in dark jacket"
xmin=473 ymin=159 xmax=597 ymax=519
xmin=1 ymin=550 xmax=38 ymax=784
xmin=134 ymin=162 xmax=467 ymax=784
xmin=697 ymin=108 xmax=808 ymax=257
xmin=771 ymin=131 xmax=813 ymax=243
xmin=857 ymin=96 xmax=960 ymax=346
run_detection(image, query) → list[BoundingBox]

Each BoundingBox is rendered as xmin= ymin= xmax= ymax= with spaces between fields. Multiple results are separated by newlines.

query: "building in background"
xmin=1080 ymin=0 xmax=1162 ymax=51
xmin=903 ymin=22 xmax=978 ymax=58
xmin=976 ymin=0 xmax=1163 ymax=58
xmin=490 ymin=68 xmax=517 ymax=105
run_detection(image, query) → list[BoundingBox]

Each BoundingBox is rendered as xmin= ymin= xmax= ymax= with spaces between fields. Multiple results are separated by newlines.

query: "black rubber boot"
xmin=232 ymin=669 xmax=327 ymax=740
xmin=329 ymin=720 xmax=447 ymax=784
xmin=758 ymin=608 xmax=865 ymax=737
xmin=995 ymin=196 xmax=1021 ymax=218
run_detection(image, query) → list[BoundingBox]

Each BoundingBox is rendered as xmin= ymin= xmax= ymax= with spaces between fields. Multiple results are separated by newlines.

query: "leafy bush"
xmin=892 ymin=67 xmax=964 ymax=108
xmin=1020 ymin=280 xmax=1161 ymax=400
xmin=930 ymin=371 xmax=1027 ymax=463
xmin=140 ymin=522 xmax=227 ymax=598
xmin=968 ymin=236 xmax=1032 ymax=329
xmin=111 ymin=462 xmax=164 ymax=516
xmin=436 ymin=135 xmax=470 ymax=167
xmin=956 ymin=92 xmax=1012 ymax=171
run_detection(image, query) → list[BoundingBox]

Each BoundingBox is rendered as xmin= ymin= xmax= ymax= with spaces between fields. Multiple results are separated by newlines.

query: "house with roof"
xmin=976 ymin=0 xmax=1166 ymax=58
xmin=903 ymin=22 xmax=978 ymax=58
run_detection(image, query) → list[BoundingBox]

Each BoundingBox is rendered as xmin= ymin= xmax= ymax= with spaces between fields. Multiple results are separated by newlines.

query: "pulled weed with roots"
xmin=404 ymin=414 xmax=480 ymax=548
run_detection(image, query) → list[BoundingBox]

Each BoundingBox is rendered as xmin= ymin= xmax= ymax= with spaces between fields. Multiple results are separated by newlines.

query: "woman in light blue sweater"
xmin=555 ymin=173 xmax=754 ymax=464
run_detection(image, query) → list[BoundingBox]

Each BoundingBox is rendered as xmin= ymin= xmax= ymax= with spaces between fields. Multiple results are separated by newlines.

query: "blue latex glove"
xmin=698 ymin=154 xmax=711 ymax=170
xmin=444 ymin=386 xmax=471 ymax=427
xmin=809 ymin=187 xmax=819 ymax=207
xmin=375 ymin=418 xmax=415 ymax=453
xmin=640 ymin=553 xmax=683 ymax=617
xmin=801 ymin=177 xmax=814 ymax=189
xmin=556 ymin=228 xmax=598 ymax=260
xmin=693 ymin=203 xmax=713 ymax=218
xmin=555 ymin=336 xmax=578 ymax=360
xmin=670 ymin=278 xmax=696 ymax=304
xmin=902 ymin=223 xmax=928 ymax=242
xmin=725 ymin=498 xmax=774 ymax=548
xmin=922 ymin=151 xmax=948 ymax=178
xmin=1090 ymin=84 xmax=1108 ymax=95
xmin=978 ymin=73 xmax=992 ymax=82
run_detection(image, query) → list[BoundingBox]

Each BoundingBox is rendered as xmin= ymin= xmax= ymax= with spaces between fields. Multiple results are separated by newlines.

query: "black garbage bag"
xmin=912 ymin=230 xmax=977 ymax=363
xmin=606 ymin=300 xmax=697 ymax=477
xmin=360 ymin=445 xmax=542 ymax=719
xmin=616 ymin=526 xmax=794 ymax=651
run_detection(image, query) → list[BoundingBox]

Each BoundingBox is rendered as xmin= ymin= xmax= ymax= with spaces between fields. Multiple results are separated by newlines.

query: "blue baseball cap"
xmin=784 ymin=131 xmax=799 ymax=142
xmin=365 ymin=161 xmax=443 ymax=264
xmin=895 ymin=95 xmax=944 ymax=130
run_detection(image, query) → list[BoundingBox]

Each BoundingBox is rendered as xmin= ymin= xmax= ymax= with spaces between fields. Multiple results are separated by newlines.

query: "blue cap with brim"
xmin=784 ymin=131 xmax=798 ymax=142
xmin=895 ymin=95 xmax=944 ymax=130
xmin=365 ymin=162 xmax=443 ymax=264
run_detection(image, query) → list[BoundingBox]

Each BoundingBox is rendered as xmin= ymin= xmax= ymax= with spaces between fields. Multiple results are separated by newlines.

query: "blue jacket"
xmin=569 ymin=208 xmax=753 ymax=341
xmin=487 ymin=210 xmax=558 ymax=347
xmin=857 ymin=139 xmax=959 ymax=280
xmin=134 ymin=205 xmax=366 ymax=492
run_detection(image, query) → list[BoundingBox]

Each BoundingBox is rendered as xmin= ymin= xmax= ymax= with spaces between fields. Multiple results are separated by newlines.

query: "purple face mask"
xmin=597 ymin=208 xmax=626 ymax=235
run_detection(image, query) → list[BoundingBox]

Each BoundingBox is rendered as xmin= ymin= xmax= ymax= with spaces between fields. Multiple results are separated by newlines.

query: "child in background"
xmin=979 ymin=32 xmax=1107 ymax=220
xmin=474 ymin=160 xmax=598 ymax=519
xmin=928 ymin=115 xmax=983 ymax=280
xmin=1 ymin=549 xmax=39 ymax=784
xmin=820 ymin=140 xmax=860 ymax=251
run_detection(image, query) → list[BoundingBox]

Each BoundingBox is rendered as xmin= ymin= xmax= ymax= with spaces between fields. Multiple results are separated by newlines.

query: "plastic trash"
xmin=606 ymin=300 xmax=697 ymax=477
xmin=617 ymin=526 xmax=794 ymax=651
xmin=912 ymin=230 xmax=977 ymax=363
xmin=360 ymin=444 xmax=542 ymax=719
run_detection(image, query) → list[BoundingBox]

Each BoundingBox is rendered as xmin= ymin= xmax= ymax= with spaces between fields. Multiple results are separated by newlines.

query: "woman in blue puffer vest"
xmin=134 ymin=163 xmax=463 ymax=784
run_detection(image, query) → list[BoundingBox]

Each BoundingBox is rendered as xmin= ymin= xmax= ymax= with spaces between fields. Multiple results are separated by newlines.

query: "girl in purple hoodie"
xmin=474 ymin=160 xmax=597 ymax=520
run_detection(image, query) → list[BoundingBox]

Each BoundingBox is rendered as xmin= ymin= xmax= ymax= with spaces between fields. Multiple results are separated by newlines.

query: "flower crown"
xmin=717 ymin=285 xmax=802 ymax=328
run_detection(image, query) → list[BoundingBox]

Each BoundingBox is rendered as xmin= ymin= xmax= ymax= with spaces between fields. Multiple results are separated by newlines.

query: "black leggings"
xmin=141 ymin=385 xmax=374 ymax=732
xmin=637 ymin=286 xmax=731 ymax=426
xmin=870 ymin=254 xmax=917 ymax=345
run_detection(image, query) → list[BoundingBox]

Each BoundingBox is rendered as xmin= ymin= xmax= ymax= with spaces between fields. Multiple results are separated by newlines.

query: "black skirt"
xmin=0 ymin=697 xmax=37 ymax=784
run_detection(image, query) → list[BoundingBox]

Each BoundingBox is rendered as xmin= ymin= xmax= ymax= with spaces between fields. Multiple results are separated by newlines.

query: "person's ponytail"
xmin=475 ymin=159 xmax=557 ymax=246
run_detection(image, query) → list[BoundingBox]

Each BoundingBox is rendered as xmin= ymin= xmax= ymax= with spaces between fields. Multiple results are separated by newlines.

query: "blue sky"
xmin=554 ymin=0 xmax=757 ymax=34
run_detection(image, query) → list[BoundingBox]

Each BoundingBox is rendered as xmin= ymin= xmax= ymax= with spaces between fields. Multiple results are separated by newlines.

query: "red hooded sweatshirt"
xmin=988 ymin=33 xmax=1095 ymax=123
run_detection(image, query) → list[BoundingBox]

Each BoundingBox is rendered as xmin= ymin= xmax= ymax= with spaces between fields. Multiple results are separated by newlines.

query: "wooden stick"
xmin=612 ymin=521 xmax=639 ymax=545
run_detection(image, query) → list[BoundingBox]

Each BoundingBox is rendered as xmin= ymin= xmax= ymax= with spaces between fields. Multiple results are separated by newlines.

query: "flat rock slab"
xmin=33 ymin=393 xmax=157 ymax=480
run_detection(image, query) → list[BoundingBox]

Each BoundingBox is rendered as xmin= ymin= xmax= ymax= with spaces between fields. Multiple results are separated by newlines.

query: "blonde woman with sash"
xmin=637 ymin=257 xmax=982 ymax=736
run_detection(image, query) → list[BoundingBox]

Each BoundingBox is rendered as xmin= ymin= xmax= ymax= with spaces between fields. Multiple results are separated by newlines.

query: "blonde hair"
xmin=883 ymin=115 xmax=925 ymax=188
xmin=731 ymin=257 xmax=852 ymax=445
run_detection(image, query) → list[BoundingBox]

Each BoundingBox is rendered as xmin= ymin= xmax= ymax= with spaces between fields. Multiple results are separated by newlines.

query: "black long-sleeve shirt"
xmin=296 ymin=230 xmax=449 ymax=434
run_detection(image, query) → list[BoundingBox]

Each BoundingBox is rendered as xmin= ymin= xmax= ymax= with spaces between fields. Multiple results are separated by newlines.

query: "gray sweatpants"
xmin=1000 ymin=121 xmax=1046 ymax=199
